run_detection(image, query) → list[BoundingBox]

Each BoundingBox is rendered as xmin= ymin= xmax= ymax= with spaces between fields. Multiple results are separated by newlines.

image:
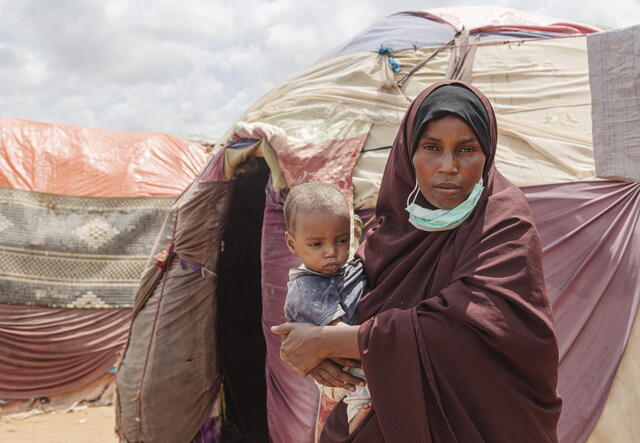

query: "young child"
xmin=282 ymin=181 xmax=371 ymax=433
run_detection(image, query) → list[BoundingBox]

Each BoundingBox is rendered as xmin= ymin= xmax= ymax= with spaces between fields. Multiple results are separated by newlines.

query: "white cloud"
xmin=0 ymin=0 xmax=637 ymax=142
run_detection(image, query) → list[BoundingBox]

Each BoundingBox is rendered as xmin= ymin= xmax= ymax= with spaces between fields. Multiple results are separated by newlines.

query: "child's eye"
xmin=336 ymin=238 xmax=348 ymax=244
xmin=308 ymin=242 xmax=321 ymax=247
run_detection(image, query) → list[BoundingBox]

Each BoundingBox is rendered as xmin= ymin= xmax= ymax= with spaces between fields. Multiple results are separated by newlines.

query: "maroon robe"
xmin=321 ymin=80 xmax=562 ymax=442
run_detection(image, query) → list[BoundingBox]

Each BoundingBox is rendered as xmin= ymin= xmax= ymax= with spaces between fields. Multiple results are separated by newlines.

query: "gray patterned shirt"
xmin=284 ymin=259 xmax=367 ymax=326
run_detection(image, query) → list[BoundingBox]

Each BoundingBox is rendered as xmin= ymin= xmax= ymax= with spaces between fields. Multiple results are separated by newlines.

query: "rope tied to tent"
xmin=379 ymin=45 xmax=402 ymax=73
xmin=395 ymin=37 xmax=455 ymax=89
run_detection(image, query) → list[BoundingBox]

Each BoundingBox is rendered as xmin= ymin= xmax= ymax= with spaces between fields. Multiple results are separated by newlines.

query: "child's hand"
xmin=331 ymin=357 xmax=361 ymax=369
xmin=309 ymin=359 xmax=365 ymax=391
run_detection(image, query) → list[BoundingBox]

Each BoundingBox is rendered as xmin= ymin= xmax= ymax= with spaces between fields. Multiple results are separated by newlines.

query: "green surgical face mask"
xmin=405 ymin=179 xmax=484 ymax=231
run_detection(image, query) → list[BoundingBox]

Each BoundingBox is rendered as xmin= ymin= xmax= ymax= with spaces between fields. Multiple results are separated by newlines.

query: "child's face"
xmin=285 ymin=212 xmax=350 ymax=275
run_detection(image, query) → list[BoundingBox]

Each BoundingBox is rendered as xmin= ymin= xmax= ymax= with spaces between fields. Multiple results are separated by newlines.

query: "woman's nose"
xmin=438 ymin=152 xmax=458 ymax=173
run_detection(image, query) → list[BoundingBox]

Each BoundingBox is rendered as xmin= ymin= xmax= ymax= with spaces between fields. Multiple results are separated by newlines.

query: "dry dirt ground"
xmin=0 ymin=406 xmax=118 ymax=443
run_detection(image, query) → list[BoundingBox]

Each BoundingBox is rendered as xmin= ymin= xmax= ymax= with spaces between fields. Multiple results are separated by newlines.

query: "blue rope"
xmin=378 ymin=45 xmax=402 ymax=73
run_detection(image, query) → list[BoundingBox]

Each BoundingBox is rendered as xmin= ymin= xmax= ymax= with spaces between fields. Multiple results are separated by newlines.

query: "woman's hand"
xmin=271 ymin=321 xmax=362 ymax=378
xmin=309 ymin=359 xmax=365 ymax=390
xmin=271 ymin=322 xmax=326 ymax=377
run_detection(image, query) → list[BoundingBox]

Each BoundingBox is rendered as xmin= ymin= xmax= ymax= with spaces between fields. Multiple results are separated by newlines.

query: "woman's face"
xmin=412 ymin=114 xmax=486 ymax=209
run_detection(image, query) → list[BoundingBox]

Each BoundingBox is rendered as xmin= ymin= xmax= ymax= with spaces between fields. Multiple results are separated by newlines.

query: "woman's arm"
xmin=271 ymin=322 xmax=361 ymax=376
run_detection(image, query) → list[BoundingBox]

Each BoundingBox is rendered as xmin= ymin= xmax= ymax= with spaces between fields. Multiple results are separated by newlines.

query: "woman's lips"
xmin=434 ymin=184 xmax=461 ymax=195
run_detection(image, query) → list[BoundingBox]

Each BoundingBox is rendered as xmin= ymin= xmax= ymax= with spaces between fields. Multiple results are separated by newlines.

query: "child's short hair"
xmin=284 ymin=182 xmax=350 ymax=233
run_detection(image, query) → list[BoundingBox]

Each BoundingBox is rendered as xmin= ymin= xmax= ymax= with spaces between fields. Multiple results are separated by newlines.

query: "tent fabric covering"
xmin=233 ymin=117 xmax=371 ymax=205
xmin=587 ymin=25 xmax=640 ymax=182
xmin=525 ymin=181 xmax=640 ymax=442
xmin=227 ymin=35 xmax=597 ymax=212
xmin=588 ymin=311 xmax=640 ymax=443
xmin=326 ymin=7 xmax=601 ymax=57
xmin=0 ymin=373 xmax=116 ymax=416
xmin=116 ymin=169 xmax=234 ymax=443
xmin=0 ymin=304 xmax=130 ymax=399
xmin=0 ymin=119 xmax=207 ymax=198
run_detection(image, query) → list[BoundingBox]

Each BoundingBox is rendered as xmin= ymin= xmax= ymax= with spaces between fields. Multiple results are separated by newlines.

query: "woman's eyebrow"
xmin=420 ymin=135 xmax=478 ymax=143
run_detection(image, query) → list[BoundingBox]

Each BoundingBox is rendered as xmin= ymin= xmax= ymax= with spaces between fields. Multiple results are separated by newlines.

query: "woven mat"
xmin=0 ymin=187 xmax=174 ymax=308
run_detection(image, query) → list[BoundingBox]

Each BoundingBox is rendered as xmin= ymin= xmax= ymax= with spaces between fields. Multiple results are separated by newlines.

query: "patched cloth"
xmin=285 ymin=259 xmax=367 ymax=326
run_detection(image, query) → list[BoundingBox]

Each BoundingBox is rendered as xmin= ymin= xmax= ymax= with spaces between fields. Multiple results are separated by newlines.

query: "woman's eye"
xmin=459 ymin=146 xmax=475 ymax=153
xmin=423 ymin=144 xmax=439 ymax=151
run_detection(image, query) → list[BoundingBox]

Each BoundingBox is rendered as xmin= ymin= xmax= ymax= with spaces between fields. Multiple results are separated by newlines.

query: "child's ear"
xmin=284 ymin=231 xmax=296 ymax=254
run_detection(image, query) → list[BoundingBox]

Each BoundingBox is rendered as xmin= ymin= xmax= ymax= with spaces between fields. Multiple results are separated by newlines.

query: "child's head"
xmin=284 ymin=182 xmax=350 ymax=275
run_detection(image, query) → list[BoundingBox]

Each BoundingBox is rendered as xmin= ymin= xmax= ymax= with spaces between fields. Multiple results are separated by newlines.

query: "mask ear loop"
xmin=406 ymin=182 xmax=420 ymax=207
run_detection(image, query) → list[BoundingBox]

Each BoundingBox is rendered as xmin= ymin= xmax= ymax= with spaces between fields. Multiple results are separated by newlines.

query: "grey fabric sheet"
xmin=587 ymin=25 xmax=640 ymax=182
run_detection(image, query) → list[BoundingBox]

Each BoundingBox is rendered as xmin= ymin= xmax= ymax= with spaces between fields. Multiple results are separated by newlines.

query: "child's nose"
xmin=324 ymin=245 xmax=338 ymax=257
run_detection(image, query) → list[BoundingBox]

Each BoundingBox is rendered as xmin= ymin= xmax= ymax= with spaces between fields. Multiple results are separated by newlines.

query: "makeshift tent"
xmin=116 ymin=6 xmax=639 ymax=443
xmin=0 ymin=119 xmax=207 ymax=415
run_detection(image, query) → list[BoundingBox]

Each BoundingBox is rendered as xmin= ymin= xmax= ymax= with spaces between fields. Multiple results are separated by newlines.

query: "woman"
xmin=272 ymin=80 xmax=562 ymax=442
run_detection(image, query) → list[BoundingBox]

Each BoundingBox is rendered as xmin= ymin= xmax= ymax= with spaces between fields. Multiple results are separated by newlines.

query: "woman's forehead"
xmin=420 ymin=114 xmax=478 ymax=138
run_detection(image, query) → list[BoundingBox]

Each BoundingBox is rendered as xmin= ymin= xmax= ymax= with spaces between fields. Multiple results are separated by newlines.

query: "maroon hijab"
xmin=321 ymin=80 xmax=562 ymax=442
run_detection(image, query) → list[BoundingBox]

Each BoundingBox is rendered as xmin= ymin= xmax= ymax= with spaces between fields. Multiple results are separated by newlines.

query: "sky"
xmin=1 ymin=0 xmax=638 ymax=143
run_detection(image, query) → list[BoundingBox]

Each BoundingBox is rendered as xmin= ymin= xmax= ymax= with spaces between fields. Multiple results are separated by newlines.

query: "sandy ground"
xmin=0 ymin=406 xmax=118 ymax=443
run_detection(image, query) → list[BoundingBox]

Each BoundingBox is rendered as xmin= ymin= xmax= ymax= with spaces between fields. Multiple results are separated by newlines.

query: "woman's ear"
xmin=284 ymin=231 xmax=296 ymax=255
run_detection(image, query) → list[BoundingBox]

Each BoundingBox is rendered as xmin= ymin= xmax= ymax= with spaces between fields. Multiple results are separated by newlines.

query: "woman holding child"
xmin=272 ymin=80 xmax=562 ymax=442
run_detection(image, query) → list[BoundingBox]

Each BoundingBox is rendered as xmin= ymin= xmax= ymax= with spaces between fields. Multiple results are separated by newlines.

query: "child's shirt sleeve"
xmin=339 ymin=259 xmax=368 ymax=325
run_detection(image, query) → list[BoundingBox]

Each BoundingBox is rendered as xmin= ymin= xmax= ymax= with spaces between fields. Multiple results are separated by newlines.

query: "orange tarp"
xmin=0 ymin=119 xmax=207 ymax=197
